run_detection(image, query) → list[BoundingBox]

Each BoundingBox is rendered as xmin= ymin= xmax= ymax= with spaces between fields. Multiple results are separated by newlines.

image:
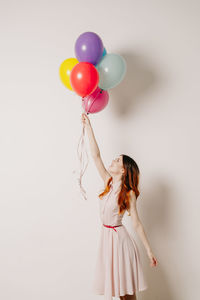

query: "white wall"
xmin=0 ymin=0 xmax=199 ymax=299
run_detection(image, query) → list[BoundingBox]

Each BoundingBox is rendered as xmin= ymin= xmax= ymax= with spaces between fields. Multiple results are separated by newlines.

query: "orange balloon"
xmin=70 ymin=62 xmax=99 ymax=97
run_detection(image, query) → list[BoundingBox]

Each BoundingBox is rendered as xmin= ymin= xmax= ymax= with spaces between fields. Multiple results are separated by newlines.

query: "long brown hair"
xmin=98 ymin=154 xmax=140 ymax=215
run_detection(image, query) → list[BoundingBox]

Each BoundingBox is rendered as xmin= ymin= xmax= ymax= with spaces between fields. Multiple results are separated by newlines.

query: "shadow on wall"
xmin=134 ymin=179 xmax=176 ymax=300
xmin=110 ymin=51 xmax=164 ymax=116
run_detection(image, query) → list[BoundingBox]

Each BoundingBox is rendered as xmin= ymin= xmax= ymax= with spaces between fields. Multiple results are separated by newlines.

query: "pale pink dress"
xmin=92 ymin=179 xmax=148 ymax=299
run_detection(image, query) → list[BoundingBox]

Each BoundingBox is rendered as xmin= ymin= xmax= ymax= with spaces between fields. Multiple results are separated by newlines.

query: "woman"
xmin=81 ymin=113 xmax=158 ymax=300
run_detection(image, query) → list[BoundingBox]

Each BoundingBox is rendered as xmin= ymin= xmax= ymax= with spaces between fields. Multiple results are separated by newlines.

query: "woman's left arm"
xmin=128 ymin=190 xmax=158 ymax=267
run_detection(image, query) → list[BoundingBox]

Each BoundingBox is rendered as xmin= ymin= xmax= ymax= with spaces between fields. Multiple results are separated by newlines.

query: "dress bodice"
xmin=99 ymin=179 xmax=125 ymax=226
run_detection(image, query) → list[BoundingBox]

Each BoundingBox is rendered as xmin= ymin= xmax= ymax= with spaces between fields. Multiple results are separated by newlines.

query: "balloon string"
xmin=73 ymin=88 xmax=103 ymax=200
xmin=76 ymin=120 xmax=89 ymax=200
xmin=72 ymin=96 xmax=89 ymax=200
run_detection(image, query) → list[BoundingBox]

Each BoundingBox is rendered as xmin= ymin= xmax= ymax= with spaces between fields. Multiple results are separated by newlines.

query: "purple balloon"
xmin=75 ymin=32 xmax=104 ymax=65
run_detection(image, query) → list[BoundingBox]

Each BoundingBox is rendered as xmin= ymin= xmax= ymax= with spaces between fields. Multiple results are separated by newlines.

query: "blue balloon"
xmin=102 ymin=47 xmax=107 ymax=58
xmin=95 ymin=47 xmax=107 ymax=66
xmin=96 ymin=53 xmax=127 ymax=90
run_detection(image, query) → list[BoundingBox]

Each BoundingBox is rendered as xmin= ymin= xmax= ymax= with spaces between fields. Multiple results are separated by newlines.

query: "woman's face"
xmin=108 ymin=155 xmax=124 ymax=175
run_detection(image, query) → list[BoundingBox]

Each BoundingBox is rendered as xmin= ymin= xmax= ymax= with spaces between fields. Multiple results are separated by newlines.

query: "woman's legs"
xmin=126 ymin=294 xmax=137 ymax=300
xmin=120 ymin=293 xmax=137 ymax=300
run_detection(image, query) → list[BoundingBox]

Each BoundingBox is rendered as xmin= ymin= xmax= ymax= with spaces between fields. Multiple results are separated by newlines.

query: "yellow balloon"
xmin=59 ymin=58 xmax=79 ymax=91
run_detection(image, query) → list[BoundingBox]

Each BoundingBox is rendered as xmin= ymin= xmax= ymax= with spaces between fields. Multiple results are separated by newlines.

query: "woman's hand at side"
xmin=147 ymin=249 xmax=158 ymax=267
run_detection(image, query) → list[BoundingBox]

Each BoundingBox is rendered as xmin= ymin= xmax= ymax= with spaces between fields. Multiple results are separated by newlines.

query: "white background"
xmin=0 ymin=0 xmax=199 ymax=299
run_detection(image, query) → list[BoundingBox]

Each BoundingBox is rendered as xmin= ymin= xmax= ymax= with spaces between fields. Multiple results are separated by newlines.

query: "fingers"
xmin=82 ymin=112 xmax=89 ymax=118
xmin=152 ymin=258 xmax=158 ymax=266
xmin=150 ymin=257 xmax=158 ymax=267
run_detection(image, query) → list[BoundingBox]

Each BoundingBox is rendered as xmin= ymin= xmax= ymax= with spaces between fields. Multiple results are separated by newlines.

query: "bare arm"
xmin=82 ymin=113 xmax=111 ymax=185
xmin=129 ymin=190 xmax=155 ymax=257
xmin=85 ymin=122 xmax=100 ymax=157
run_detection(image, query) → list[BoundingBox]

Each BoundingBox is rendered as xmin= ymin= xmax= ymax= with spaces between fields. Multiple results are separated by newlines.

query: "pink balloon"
xmin=82 ymin=86 xmax=109 ymax=114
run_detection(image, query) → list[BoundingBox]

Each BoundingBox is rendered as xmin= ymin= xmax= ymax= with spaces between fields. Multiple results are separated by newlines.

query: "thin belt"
xmin=103 ymin=224 xmax=123 ymax=232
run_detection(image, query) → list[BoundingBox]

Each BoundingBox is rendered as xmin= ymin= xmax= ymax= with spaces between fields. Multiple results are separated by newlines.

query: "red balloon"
xmin=70 ymin=62 xmax=99 ymax=97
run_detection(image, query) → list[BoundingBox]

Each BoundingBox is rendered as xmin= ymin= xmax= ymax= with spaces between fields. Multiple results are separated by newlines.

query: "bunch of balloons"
xmin=59 ymin=32 xmax=127 ymax=200
xmin=59 ymin=31 xmax=127 ymax=114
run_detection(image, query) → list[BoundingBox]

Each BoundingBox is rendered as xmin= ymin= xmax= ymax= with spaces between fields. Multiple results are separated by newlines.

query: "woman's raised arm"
xmin=82 ymin=113 xmax=111 ymax=184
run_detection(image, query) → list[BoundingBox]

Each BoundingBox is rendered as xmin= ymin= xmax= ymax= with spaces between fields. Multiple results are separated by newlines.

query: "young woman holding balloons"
xmin=81 ymin=112 xmax=158 ymax=300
